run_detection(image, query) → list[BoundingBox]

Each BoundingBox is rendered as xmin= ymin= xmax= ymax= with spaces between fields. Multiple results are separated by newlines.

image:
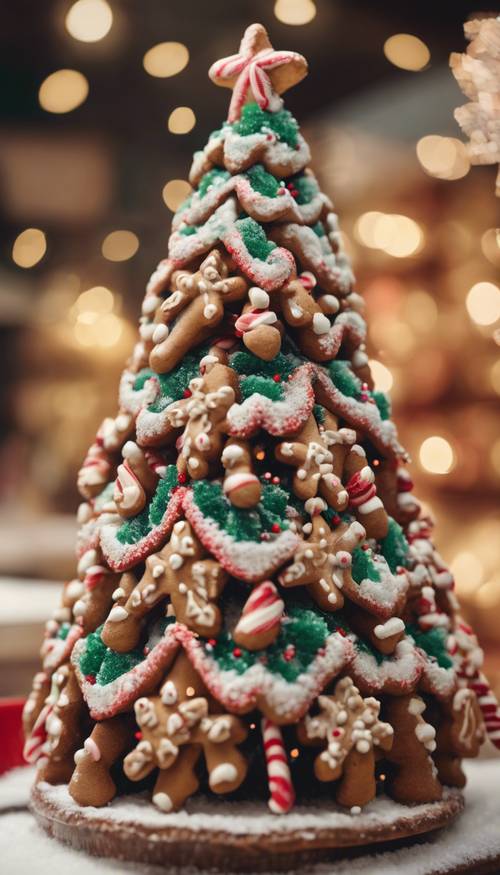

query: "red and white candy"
xmin=233 ymin=581 xmax=284 ymax=650
xmin=261 ymin=718 xmax=295 ymax=814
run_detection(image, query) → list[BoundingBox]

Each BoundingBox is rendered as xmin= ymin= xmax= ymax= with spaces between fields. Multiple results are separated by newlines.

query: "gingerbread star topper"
xmin=209 ymin=23 xmax=308 ymax=123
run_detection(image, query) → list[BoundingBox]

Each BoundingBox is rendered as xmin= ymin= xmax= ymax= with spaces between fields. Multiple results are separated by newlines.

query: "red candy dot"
xmin=332 ymin=728 xmax=342 ymax=737
xmin=332 ymin=514 xmax=341 ymax=525
xmin=335 ymin=627 xmax=346 ymax=637
xmin=134 ymin=731 xmax=143 ymax=741
xmin=85 ymin=674 xmax=96 ymax=685
xmin=177 ymin=472 xmax=187 ymax=484
xmin=283 ymin=644 xmax=296 ymax=662
xmin=183 ymin=388 xmax=192 ymax=398
xmin=272 ymin=476 xmax=280 ymax=485
xmin=208 ymin=638 xmax=217 ymax=647
xmin=271 ymin=523 xmax=281 ymax=534
xmin=273 ymin=374 xmax=281 ymax=383
xmin=233 ymin=647 xmax=242 ymax=658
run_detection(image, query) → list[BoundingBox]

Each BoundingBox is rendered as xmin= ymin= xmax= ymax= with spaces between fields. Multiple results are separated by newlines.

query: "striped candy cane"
xmin=467 ymin=672 xmax=500 ymax=749
xmin=261 ymin=718 xmax=295 ymax=814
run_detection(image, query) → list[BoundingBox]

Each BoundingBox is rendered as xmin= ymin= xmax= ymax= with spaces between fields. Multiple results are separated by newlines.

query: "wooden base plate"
xmin=31 ymin=781 xmax=465 ymax=872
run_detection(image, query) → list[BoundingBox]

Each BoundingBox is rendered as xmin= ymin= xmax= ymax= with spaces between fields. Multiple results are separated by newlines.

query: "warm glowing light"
xmin=162 ymin=179 xmax=192 ymax=211
xmin=372 ymin=214 xmax=423 ymax=257
xmin=369 ymin=359 xmax=393 ymax=392
xmin=466 ymin=281 xmax=500 ymax=326
xmin=274 ymin=0 xmax=317 ymax=25
xmin=416 ymin=135 xmax=470 ymax=181
xmin=481 ymin=228 xmax=500 ymax=266
xmin=290 ymin=747 xmax=300 ymax=758
xmin=12 ymin=228 xmax=47 ymax=268
xmin=490 ymin=360 xmax=500 ymax=394
xmin=451 ymin=552 xmax=484 ymax=596
xmin=168 ymin=106 xmax=196 ymax=135
xmin=383 ymin=34 xmax=430 ymax=71
xmin=101 ymin=230 xmax=139 ymax=262
xmin=419 ymin=436 xmax=454 ymax=474
xmin=405 ymin=290 xmax=438 ymax=332
xmin=185 ymin=686 xmax=195 ymax=697
xmin=39 ymin=69 xmax=89 ymax=113
xmin=74 ymin=312 xmax=123 ymax=347
xmin=475 ymin=581 xmax=500 ymax=610
xmin=75 ymin=286 xmax=114 ymax=314
xmin=65 ymin=0 xmax=112 ymax=43
xmin=354 ymin=212 xmax=422 ymax=257
xmin=354 ymin=212 xmax=383 ymax=248
xmin=143 ymin=42 xmax=189 ymax=78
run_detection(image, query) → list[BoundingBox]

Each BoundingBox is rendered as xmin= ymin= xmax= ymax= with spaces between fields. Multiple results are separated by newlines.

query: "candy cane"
xmin=261 ymin=718 xmax=295 ymax=814
xmin=466 ymin=672 xmax=500 ymax=749
xmin=23 ymin=703 xmax=52 ymax=764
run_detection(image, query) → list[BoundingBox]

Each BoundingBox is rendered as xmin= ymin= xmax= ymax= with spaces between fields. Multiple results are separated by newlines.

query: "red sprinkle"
xmin=85 ymin=674 xmax=96 ymax=685
xmin=272 ymin=476 xmax=280 ymax=485
xmin=335 ymin=627 xmax=347 ymax=637
xmin=283 ymin=644 xmax=296 ymax=662
xmin=177 ymin=472 xmax=187 ymax=484
xmin=208 ymin=638 xmax=217 ymax=647
xmin=134 ymin=731 xmax=143 ymax=741
xmin=183 ymin=388 xmax=192 ymax=398
xmin=332 ymin=728 xmax=342 ymax=737
xmin=271 ymin=523 xmax=281 ymax=534
xmin=273 ymin=374 xmax=281 ymax=382
xmin=332 ymin=514 xmax=341 ymax=525
xmin=233 ymin=647 xmax=242 ymax=658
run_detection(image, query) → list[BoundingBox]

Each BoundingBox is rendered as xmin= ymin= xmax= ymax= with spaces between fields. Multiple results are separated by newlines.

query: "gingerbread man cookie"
xmin=166 ymin=363 xmax=238 ymax=479
xmin=434 ymin=688 xmax=484 ymax=787
xmin=102 ymin=520 xmax=228 ymax=651
xmin=298 ymin=677 xmax=393 ymax=809
xmin=150 ymin=250 xmax=248 ymax=374
xmin=123 ymin=653 xmax=248 ymax=811
xmin=113 ymin=441 xmax=159 ymax=519
xmin=234 ymin=286 xmax=282 ymax=361
xmin=69 ymin=715 xmax=134 ymax=807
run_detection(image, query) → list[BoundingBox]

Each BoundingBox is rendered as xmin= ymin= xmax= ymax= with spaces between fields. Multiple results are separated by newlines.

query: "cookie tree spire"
xmin=209 ymin=23 xmax=308 ymax=122
xmin=26 ymin=24 xmax=495 ymax=858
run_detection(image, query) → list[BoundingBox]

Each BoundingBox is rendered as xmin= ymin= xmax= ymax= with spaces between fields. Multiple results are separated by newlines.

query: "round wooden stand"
xmin=31 ymin=781 xmax=465 ymax=872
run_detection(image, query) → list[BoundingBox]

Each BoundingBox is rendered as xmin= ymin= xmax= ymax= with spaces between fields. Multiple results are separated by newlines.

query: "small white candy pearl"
xmin=152 ymin=324 xmax=169 ymax=344
xmin=249 ymin=287 xmax=269 ymax=309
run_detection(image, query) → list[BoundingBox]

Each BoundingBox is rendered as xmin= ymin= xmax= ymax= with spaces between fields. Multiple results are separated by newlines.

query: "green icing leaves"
xmin=327 ymin=360 xmax=362 ymax=398
xmin=313 ymin=403 xmax=326 ymax=425
xmin=231 ymin=350 xmax=298 ymax=403
xmin=236 ymin=217 xmax=276 ymax=261
xmin=312 ymin=220 xmax=325 ymax=237
xmin=292 ymin=173 xmax=319 ymax=205
xmin=381 ymin=518 xmax=409 ymax=573
xmin=198 ymin=168 xmax=231 ymax=198
xmin=207 ymin=608 xmax=329 ymax=682
xmin=407 ymin=625 xmax=453 ymax=669
xmin=79 ymin=626 xmax=143 ymax=685
xmin=133 ymin=350 xmax=206 ymax=415
xmin=57 ymin=622 xmax=70 ymax=641
xmin=245 ymin=164 xmax=280 ymax=198
xmin=372 ymin=391 xmax=391 ymax=421
xmin=232 ymin=102 xmax=299 ymax=149
xmin=116 ymin=467 xmax=179 ymax=545
xmin=351 ymin=547 xmax=381 ymax=584
xmin=192 ymin=479 xmax=289 ymax=543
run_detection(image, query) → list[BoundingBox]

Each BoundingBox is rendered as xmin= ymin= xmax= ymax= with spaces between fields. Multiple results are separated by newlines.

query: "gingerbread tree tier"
xmin=25 ymin=23 xmax=499 ymax=822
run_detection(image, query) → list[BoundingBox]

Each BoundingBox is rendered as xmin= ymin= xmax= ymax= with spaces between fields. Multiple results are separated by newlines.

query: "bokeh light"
xmin=274 ymin=0 xmax=317 ymax=25
xmin=65 ymin=0 xmax=113 ymax=43
xmin=369 ymin=359 xmax=394 ymax=392
xmin=481 ymin=228 xmax=500 ymax=267
xmin=354 ymin=212 xmax=383 ymax=248
xmin=383 ymin=34 xmax=430 ymax=71
xmin=168 ymin=106 xmax=196 ymax=134
xmin=419 ymin=435 xmax=455 ymax=474
xmin=162 ymin=179 xmax=192 ymax=211
xmin=354 ymin=212 xmax=423 ymax=257
xmin=416 ymin=135 xmax=470 ymax=181
xmin=143 ymin=42 xmax=189 ymax=78
xmin=451 ymin=551 xmax=484 ymax=596
xmin=404 ymin=290 xmax=438 ymax=332
xmin=39 ymin=69 xmax=89 ymax=113
xmin=466 ymin=282 xmax=500 ymax=326
xmin=75 ymin=285 xmax=114 ymax=314
xmin=101 ymin=230 xmax=139 ymax=262
xmin=12 ymin=228 xmax=47 ymax=268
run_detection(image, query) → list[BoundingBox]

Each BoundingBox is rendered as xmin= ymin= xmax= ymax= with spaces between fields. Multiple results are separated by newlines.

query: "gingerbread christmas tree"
xmin=25 ymin=23 xmax=500 ymax=866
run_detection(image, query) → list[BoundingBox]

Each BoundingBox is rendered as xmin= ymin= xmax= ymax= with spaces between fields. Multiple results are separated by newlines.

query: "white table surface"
xmin=1 ymin=759 xmax=500 ymax=874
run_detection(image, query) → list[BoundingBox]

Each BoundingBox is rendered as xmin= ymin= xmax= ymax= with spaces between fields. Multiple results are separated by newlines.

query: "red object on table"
xmin=0 ymin=699 xmax=25 ymax=774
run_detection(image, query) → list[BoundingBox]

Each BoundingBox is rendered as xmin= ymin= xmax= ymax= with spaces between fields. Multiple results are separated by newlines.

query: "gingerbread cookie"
xmin=69 ymin=715 xmax=134 ymax=807
xmin=221 ymin=437 xmax=261 ymax=508
xmin=298 ymin=677 xmax=393 ymax=809
xmin=233 ymin=580 xmax=284 ymax=651
xmin=383 ymin=695 xmax=442 ymax=804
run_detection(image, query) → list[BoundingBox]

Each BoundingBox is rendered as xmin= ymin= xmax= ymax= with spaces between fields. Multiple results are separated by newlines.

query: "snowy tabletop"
xmin=1 ymin=760 xmax=500 ymax=874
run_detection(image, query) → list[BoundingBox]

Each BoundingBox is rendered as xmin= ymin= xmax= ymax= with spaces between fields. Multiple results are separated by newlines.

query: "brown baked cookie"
xmin=383 ymin=695 xmax=442 ymax=804
xmin=298 ymin=677 xmax=393 ymax=809
xmin=69 ymin=715 xmax=135 ymax=807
